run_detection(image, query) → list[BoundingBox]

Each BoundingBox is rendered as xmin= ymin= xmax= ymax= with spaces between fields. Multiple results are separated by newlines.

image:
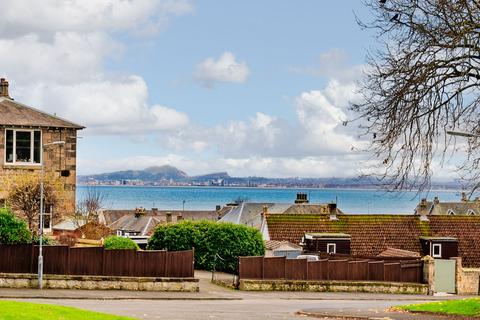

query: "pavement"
xmin=0 ymin=271 xmax=475 ymax=319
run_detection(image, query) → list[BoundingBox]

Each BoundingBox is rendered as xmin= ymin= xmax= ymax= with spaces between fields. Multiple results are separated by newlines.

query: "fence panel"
xmin=0 ymin=244 xmax=33 ymax=273
xmin=69 ymin=247 xmax=103 ymax=276
xmin=285 ymin=258 xmax=308 ymax=280
xmin=103 ymin=249 xmax=137 ymax=276
xmin=239 ymin=256 xmax=263 ymax=279
xmin=135 ymin=250 xmax=166 ymax=277
xmin=165 ymin=250 xmax=194 ymax=278
xmin=263 ymin=257 xmax=285 ymax=279
xmin=42 ymin=246 xmax=69 ymax=275
xmin=328 ymin=259 xmax=349 ymax=280
xmin=368 ymin=261 xmax=384 ymax=281
xmin=237 ymin=256 xmax=423 ymax=284
xmin=348 ymin=260 xmax=369 ymax=281
xmin=401 ymin=262 xmax=423 ymax=283
xmin=307 ymin=259 xmax=328 ymax=280
xmin=384 ymin=262 xmax=402 ymax=282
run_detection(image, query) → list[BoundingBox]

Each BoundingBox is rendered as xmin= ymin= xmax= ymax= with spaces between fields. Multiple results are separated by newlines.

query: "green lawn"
xmin=398 ymin=298 xmax=480 ymax=317
xmin=0 ymin=300 xmax=136 ymax=320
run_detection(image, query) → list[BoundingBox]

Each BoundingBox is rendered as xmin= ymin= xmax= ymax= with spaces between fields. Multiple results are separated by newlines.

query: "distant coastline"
xmin=77 ymin=184 xmax=462 ymax=193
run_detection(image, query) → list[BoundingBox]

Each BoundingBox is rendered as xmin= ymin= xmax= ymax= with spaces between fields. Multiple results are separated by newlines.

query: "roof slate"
xmin=0 ymin=97 xmax=84 ymax=129
xmin=266 ymin=214 xmax=480 ymax=267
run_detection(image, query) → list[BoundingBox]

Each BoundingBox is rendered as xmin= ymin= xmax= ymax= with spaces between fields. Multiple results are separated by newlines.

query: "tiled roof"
xmin=415 ymin=199 xmax=480 ymax=216
xmin=265 ymin=240 xmax=302 ymax=250
xmin=218 ymin=202 xmax=342 ymax=230
xmin=266 ymin=214 xmax=480 ymax=267
xmin=378 ymin=247 xmax=420 ymax=258
xmin=0 ymin=97 xmax=84 ymax=129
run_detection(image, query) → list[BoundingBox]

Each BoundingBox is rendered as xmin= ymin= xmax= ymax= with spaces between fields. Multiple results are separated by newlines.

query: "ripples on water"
xmin=77 ymin=186 xmax=462 ymax=214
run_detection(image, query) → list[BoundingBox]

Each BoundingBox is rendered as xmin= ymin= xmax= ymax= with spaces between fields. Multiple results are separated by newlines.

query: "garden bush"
xmin=0 ymin=207 xmax=31 ymax=244
xmin=148 ymin=221 xmax=265 ymax=274
xmin=104 ymin=236 xmax=139 ymax=250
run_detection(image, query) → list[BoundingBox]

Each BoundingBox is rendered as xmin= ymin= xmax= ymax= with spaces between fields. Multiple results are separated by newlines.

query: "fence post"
xmin=102 ymin=247 xmax=106 ymax=276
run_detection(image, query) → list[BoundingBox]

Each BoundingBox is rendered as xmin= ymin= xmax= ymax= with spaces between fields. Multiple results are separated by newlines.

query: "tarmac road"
xmin=8 ymin=298 xmax=441 ymax=320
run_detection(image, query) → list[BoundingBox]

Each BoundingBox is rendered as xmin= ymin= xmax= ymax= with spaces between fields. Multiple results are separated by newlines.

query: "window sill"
xmin=3 ymin=164 xmax=42 ymax=170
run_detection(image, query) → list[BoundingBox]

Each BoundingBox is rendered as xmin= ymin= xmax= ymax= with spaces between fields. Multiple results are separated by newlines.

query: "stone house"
xmin=0 ymin=78 xmax=84 ymax=231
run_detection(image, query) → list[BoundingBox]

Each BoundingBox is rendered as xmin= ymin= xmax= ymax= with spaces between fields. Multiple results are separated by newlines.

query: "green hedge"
xmin=0 ymin=208 xmax=31 ymax=244
xmin=104 ymin=236 xmax=139 ymax=250
xmin=147 ymin=221 xmax=265 ymax=274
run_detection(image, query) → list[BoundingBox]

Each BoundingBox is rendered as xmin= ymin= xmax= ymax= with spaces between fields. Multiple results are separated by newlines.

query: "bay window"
xmin=4 ymin=129 xmax=42 ymax=165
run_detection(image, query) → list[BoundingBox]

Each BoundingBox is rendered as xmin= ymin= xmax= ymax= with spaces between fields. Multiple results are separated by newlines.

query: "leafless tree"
xmin=2 ymin=173 xmax=62 ymax=234
xmin=73 ymin=187 xmax=106 ymax=232
xmin=352 ymin=0 xmax=480 ymax=192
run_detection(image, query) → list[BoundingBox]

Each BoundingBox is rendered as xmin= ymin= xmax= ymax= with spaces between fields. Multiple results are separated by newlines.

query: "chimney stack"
xmin=0 ymin=78 xmax=10 ymax=98
xmin=461 ymin=192 xmax=468 ymax=202
xmin=420 ymin=198 xmax=427 ymax=207
xmin=433 ymin=196 xmax=440 ymax=205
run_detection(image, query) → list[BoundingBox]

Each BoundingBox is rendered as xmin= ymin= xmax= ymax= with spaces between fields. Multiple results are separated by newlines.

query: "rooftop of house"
xmin=265 ymin=240 xmax=302 ymax=251
xmin=266 ymin=214 xmax=480 ymax=267
xmin=219 ymin=202 xmax=342 ymax=230
xmin=0 ymin=78 xmax=84 ymax=130
xmin=377 ymin=247 xmax=420 ymax=258
xmin=52 ymin=219 xmax=86 ymax=231
xmin=100 ymin=208 xmax=222 ymax=236
xmin=415 ymin=194 xmax=480 ymax=216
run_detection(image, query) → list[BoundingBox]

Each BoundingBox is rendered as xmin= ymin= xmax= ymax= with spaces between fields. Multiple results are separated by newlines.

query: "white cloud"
xmin=194 ymin=51 xmax=250 ymax=88
xmin=22 ymin=76 xmax=189 ymax=134
xmin=0 ymin=1 xmax=193 ymax=134
xmin=0 ymin=0 xmax=193 ymax=38
xmin=161 ymin=79 xmax=363 ymax=158
xmin=291 ymin=48 xmax=364 ymax=82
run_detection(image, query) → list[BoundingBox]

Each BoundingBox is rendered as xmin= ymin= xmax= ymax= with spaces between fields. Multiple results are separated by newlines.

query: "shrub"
xmin=104 ymin=236 xmax=139 ymax=250
xmin=148 ymin=221 xmax=265 ymax=274
xmin=0 ymin=207 xmax=32 ymax=244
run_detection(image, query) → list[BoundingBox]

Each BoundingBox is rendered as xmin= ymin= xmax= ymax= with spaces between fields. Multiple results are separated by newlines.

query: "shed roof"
xmin=0 ymin=97 xmax=84 ymax=129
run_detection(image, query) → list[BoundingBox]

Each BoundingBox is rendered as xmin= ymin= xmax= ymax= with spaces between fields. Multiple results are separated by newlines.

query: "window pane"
xmin=43 ymin=214 xmax=51 ymax=230
xmin=5 ymin=130 xmax=13 ymax=163
xmin=33 ymin=131 xmax=41 ymax=163
xmin=15 ymin=131 xmax=31 ymax=162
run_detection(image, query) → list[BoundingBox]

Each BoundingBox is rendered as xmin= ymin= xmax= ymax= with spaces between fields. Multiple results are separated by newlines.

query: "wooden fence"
xmin=239 ymin=256 xmax=424 ymax=283
xmin=0 ymin=245 xmax=194 ymax=278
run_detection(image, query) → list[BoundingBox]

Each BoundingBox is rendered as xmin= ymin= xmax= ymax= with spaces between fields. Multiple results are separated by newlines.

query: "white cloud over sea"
xmin=0 ymin=1 xmax=373 ymax=178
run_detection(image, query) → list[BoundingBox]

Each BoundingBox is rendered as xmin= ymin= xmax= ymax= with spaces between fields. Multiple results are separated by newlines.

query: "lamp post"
xmin=38 ymin=140 xmax=65 ymax=290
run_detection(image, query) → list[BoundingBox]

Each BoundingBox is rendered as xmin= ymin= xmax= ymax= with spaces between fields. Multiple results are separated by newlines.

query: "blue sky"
xmin=0 ymin=1 xmax=409 ymax=178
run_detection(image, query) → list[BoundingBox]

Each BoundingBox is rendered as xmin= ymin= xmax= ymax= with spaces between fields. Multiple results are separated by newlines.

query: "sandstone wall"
xmin=0 ymin=128 xmax=78 ymax=223
xmin=0 ymin=273 xmax=199 ymax=292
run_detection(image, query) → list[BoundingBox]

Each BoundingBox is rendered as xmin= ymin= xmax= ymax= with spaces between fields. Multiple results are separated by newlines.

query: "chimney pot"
xmin=433 ymin=196 xmax=439 ymax=205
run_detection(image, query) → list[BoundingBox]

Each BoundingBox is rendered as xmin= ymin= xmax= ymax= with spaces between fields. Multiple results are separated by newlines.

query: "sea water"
xmin=76 ymin=186 xmax=461 ymax=214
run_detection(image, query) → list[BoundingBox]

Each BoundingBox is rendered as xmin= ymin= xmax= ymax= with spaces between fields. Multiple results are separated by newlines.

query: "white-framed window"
xmin=447 ymin=209 xmax=455 ymax=216
xmin=432 ymin=243 xmax=442 ymax=258
xmin=4 ymin=129 xmax=42 ymax=165
xmin=327 ymin=243 xmax=336 ymax=254
xmin=468 ymin=209 xmax=476 ymax=216
xmin=116 ymin=230 xmax=122 ymax=236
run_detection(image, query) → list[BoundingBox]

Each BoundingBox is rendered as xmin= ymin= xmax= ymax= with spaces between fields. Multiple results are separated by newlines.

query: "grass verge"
xmin=397 ymin=298 xmax=480 ymax=317
xmin=0 ymin=300 xmax=136 ymax=320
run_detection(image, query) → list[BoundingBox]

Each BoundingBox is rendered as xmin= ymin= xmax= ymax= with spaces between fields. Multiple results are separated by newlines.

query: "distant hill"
xmin=83 ymin=165 xmax=188 ymax=182
xmin=192 ymin=172 xmax=231 ymax=180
